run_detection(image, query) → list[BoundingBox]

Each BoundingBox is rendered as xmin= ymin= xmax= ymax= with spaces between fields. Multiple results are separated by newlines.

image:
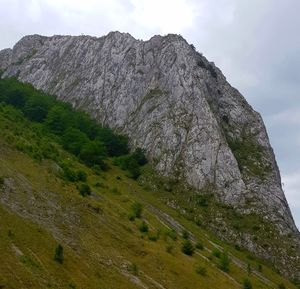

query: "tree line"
xmin=0 ymin=78 xmax=146 ymax=177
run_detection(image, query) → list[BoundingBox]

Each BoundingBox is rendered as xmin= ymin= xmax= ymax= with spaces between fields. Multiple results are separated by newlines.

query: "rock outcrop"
xmin=0 ymin=32 xmax=299 ymax=276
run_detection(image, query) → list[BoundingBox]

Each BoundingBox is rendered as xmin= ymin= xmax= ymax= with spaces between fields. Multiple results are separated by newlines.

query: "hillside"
xmin=0 ymin=79 xmax=299 ymax=289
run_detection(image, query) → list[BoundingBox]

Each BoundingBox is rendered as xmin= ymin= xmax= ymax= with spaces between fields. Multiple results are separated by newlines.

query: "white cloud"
xmin=129 ymin=0 xmax=197 ymax=35
xmin=269 ymin=108 xmax=300 ymax=125
xmin=282 ymin=170 xmax=300 ymax=209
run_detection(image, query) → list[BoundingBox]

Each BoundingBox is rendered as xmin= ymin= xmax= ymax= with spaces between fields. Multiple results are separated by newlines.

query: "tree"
xmin=6 ymin=89 xmax=28 ymax=108
xmin=96 ymin=127 xmax=128 ymax=156
xmin=45 ymin=105 xmax=71 ymax=134
xmin=181 ymin=240 xmax=194 ymax=256
xmin=79 ymin=140 xmax=107 ymax=166
xmin=54 ymin=244 xmax=64 ymax=264
xmin=24 ymin=95 xmax=53 ymax=122
xmin=62 ymin=128 xmax=89 ymax=155
xmin=132 ymin=148 xmax=147 ymax=165
xmin=126 ymin=157 xmax=141 ymax=179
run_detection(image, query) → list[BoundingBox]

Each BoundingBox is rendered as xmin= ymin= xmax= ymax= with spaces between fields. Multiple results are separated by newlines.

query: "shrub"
xmin=181 ymin=240 xmax=194 ymax=256
xmin=148 ymin=231 xmax=160 ymax=241
xmin=77 ymin=170 xmax=87 ymax=182
xmin=113 ymin=148 xmax=147 ymax=179
xmin=218 ymin=252 xmax=230 ymax=272
xmin=278 ymin=283 xmax=286 ymax=289
xmin=195 ymin=241 xmax=204 ymax=250
xmin=128 ymin=212 xmax=136 ymax=221
xmin=131 ymin=148 xmax=147 ymax=166
xmin=79 ymin=183 xmax=91 ymax=197
xmin=243 ymin=278 xmax=252 ymax=289
xmin=235 ymin=244 xmax=241 ymax=251
xmin=257 ymin=263 xmax=262 ymax=272
xmin=60 ymin=166 xmax=79 ymax=182
xmin=212 ymin=248 xmax=221 ymax=258
xmin=166 ymin=245 xmax=174 ymax=254
xmin=139 ymin=221 xmax=149 ymax=233
xmin=54 ymin=244 xmax=64 ymax=264
xmin=20 ymin=255 xmax=40 ymax=268
xmin=111 ymin=187 xmax=121 ymax=195
xmin=129 ymin=263 xmax=139 ymax=275
xmin=131 ymin=202 xmax=143 ymax=218
xmin=247 ymin=263 xmax=252 ymax=274
xmin=195 ymin=265 xmax=207 ymax=276
xmin=166 ymin=229 xmax=177 ymax=241
xmin=195 ymin=195 xmax=208 ymax=207
xmin=0 ymin=176 xmax=4 ymax=185
xmin=195 ymin=219 xmax=202 ymax=227
xmin=228 ymin=136 xmax=270 ymax=178
xmin=182 ymin=230 xmax=189 ymax=240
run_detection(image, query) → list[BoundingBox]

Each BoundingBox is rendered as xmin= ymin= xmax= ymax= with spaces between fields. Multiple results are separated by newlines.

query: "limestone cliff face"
xmin=0 ymin=33 xmax=298 ymax=238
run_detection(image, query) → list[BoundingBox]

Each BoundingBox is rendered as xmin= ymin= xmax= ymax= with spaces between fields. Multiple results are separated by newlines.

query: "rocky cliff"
xmin=0 ymin=32 xmax=299 ymax=275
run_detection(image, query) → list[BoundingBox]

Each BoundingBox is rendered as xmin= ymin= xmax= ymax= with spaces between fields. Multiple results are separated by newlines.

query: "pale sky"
xmin=0 ymin=0 xmax=299 ymax=228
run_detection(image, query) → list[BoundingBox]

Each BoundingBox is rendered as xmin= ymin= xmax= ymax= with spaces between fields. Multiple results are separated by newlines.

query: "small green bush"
xmin=79 ymin=183 xmax=91 ymax=197
xmin=131 ymin=202 xmax=143 ymax=218
xmin=54 ymin=244 xmax=64 ymax=264
xmin=218 ymin=252 xmax=230 ymax=272
xmin=181 ymin=240 xmax=194 ymax=256
xmin=111 ymin=187 xmax=121 ymax=195
xmin=166 ymin=245 xmax=174 ymax=254
xmin=278 ymin=283 xmax=286 ymax=289
xmin=257 ymin=263 xmax=262 ymax=272
xmin=20 ymin=255 xmax=40 ymax=268
xmin=212 ymin=248 xmax=221 ymax=258
xmin=195 ymin=195 xmax=208 ymax=207
xmin=182 ymin=230 xmax=189 ymax=239
xmin=139 ymin=221 xmax=149 ymax=233
xmin=77 ymin=170 xmax=87 ymax=182
xmin=0 ymin=176 xmax=4 ymax=185
xmin=243 ymin=278 xmax=252 ymax=289
xmin=129 ymin=263 xmax=138 ymax=275
xmin=166 ymin=229 xmax=177 ymax=241
xmin=128 ymin=212 xmax=136 ymax=221
xmin=235 ymin=244 xmax=241 ymax=251
xmin=247 ymin=263 xmax=252 ymax=274
xmin=195 ymin=265 xmax=207 ymax=276
xmin=195 ymin=241 xmax=204 ymax=250
xmin=148 ymin=231 xmax=160 ymax=241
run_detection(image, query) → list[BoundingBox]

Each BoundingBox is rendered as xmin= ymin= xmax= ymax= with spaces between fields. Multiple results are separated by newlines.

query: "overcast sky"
xmin=1 ymin=0 xmax=299 ymax=228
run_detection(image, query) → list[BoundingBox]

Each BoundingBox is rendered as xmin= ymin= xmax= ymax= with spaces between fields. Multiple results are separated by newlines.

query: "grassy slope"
xmin=0 ymin=107 xmax=297 ymax=289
